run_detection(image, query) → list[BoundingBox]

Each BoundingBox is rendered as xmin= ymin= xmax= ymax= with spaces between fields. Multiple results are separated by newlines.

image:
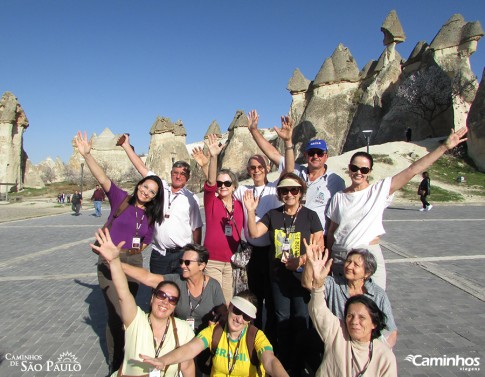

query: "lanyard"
xmin=351 ymin=340 xmax=373 ymax=377
xmin=222 ymin=196 xmax=235 ymax=221
xmin=148 ymin=315 xmax=171 ymax=358
xmin=226 ymin=324 xmax=244 ymax=375
xmin=187 ymin=277 xmax=207 ymax=317
xmin=252 ymin=185 xmax=266 ymax=217
xmin=134 ymin=207 xmax=145 ymax=236
xmin=167 ymin=190 xmax=180 ymax=211
xmin=283 ymin=205 xmax=301 ymax=241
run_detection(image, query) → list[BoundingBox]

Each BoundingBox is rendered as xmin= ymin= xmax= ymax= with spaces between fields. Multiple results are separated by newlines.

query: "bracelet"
xmin=285 ymin=145 xmax=294 ymax=151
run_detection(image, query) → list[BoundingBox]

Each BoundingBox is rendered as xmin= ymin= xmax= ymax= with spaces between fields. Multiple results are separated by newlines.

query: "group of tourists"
xmin=74 ymin=115 xmax=468 ymax=377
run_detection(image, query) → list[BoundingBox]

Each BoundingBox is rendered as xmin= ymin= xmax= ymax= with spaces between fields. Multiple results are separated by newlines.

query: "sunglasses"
xmin=278 ymin=187 xmax=301 ymax=195
xmin=231 ymin=305 xmax=252 ymax=321
xmin=154 ymin=290 xmax=179 ymax=305
xmin=249 ymin=165 xmax=264 ymax=171
xmin=306 ymin=149 xmax=326 ymax=157
xmin=216 ymin=180 xmax=232 ymax=188
xmin=179 ymin=259 xmax=198 ymax=266
xmin=349 ymin=164 xmax=371 ymax=174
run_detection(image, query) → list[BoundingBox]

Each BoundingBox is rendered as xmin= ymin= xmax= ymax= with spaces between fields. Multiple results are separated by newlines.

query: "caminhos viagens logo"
xmin=405 ymin=354 xmax=480 ymax=372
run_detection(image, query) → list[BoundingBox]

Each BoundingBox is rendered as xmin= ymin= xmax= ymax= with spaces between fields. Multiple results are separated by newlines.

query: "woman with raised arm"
xmin=203 ymin=134 xmax=244 ymax=305
xmin=326 ymin=127 xmax=468 ymax=290
xmin=140 ymin=290 xmax=289 ymax=377
xmin=243 ymin=172 xmax=323 ymax=373
xmin=74 ymin=131 xmax=164 ymax=374
xmin=91 ymin=228 xmax=195 ymax=377
xmin=305 ymin=239 xmax=397 ymax=377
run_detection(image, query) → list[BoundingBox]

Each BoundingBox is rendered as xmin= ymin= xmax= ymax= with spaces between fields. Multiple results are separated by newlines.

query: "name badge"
xmin=164 ymin=209 xmax=171 ymax=218
xmin=149 ymin=369 xmax=161 ymax=377
xmin=186 ymin=317 xmax=195 ymax=331
xmin=132 ymin=237 xmax=141 ymax=249
xmin=224 ymin=225 xmax=233 ymax=237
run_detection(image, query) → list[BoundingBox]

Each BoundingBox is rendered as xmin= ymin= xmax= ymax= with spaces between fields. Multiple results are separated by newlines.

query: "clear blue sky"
xmin=2 ymin=0 xmax=484 ymax=164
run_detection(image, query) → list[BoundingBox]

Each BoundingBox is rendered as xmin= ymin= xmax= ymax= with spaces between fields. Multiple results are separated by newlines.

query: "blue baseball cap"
xmin=305 ymin=139 xmax=327 ymax=152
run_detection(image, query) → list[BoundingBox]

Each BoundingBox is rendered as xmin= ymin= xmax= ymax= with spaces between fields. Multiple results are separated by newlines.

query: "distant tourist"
xmin=418 ymin=171 xmax=432 ymax=211
xmin=326 ymin=127 xmax=468 ymax=290
xmin=71 ymin=190 xmax=83 ymax=216
xmin=405 ymin=127 xmax=412 ymax=142
xmin=91 ymin=184 xmax=106 ymax=217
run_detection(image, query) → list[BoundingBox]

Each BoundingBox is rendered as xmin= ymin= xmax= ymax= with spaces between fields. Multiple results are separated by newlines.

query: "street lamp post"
xmin=362 ymin=130 xmax=373 ymax=154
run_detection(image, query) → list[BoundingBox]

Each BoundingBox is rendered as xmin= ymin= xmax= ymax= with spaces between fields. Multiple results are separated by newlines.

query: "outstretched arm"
xmin=90 ymin=228 xmax=137 ymax=327
xmin=75 ymin=131 xmax=112 ymax=193
xmin=277 ymin=115 xmax=296 ymax=173
xmin=261 ymin=350 xmax=289 ymax=377
xmin=390 ymin=127 xmax=467 ymax=195
xmin=140 ymin=337 xmax=206 ymax=371
xmin=303 ymin=238 xmax=332 ymax=290
xmin=247 ymin=110 xmax=283 ymax=166
xmin=243 ymin=190 xmax=269 ymax=238
xmin=119 ymin=133 xmax=149 ymax=177
xmin=206 ymin=134 xmax=224 ymax=186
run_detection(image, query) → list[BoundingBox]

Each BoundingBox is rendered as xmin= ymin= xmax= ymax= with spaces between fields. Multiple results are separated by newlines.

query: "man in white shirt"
xmin=121 ymin=136 xmax=203 ymax=275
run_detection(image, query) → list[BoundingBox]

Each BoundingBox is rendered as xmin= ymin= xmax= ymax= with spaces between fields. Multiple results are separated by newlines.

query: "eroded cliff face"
xmin=287 ymin=11 xmax=483 ymax=159
xmin=467 ymin=68 xmax=485 ymax=172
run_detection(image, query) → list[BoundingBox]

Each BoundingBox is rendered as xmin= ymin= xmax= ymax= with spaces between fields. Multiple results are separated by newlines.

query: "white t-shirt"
xmin=326 ymin=177 xmax=392 ymax=251
xmin=234 ymin=180 xmax=281 ymax=247
xmin=148 ymin=173 xmax=203 ymax=252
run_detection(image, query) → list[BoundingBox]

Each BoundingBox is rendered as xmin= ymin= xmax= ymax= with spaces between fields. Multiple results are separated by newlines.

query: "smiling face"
xmin=216 ymin=173 xmax=235 ymax=198
xmin=348 ymin=155 xmax=372 ymax=186
xmin=179 ymin=250 xmax=204 ymax=279
xmin=345 ymin=302 xmax=376 ymax=342
xmin=344 ymin=254 xmax=369 ymax=282
xmin=278 ymin=181 xmax=302 ymax=207
xmin=227 ymin=304 xmax=251 ymax=334
xmin=150 ymin=283 xmax=179 ymax=320
xmin=247 ymin=156 xmax=269 ymax=186
xmin=171 ymin=167 xmax=189 ymax=190
xmin=305 ymin=148 xmax=328 ymax=171
xmin=136 ymin=179 xmax=159 ymax=205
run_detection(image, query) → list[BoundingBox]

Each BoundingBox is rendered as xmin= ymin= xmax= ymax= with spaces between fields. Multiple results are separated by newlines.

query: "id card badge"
xmin=132 ymin=237 xmax=141 ymax=249
xmin=164 ymin=208 xmax=171 ymax=218
xmin=186 ymin=317 xmax=195 ymax=331
xmin=281 ymin=240 xmax=290 ymax=263
xmin=224 ymin=225 xmax=233 ymax=236
xmin=149 ymin=369 xmax=161 ymax=377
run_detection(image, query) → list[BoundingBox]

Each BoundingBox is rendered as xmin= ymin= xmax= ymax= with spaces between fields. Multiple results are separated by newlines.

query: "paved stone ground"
xmin=0 ymin=203 xmax=484 ymax=376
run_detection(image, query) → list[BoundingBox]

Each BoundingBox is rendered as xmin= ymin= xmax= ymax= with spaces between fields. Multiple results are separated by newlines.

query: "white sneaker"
xmin=426 ymin=205 xmax=433 ymax=211
xmin=419 ymin=208 xmax=426 ymax=212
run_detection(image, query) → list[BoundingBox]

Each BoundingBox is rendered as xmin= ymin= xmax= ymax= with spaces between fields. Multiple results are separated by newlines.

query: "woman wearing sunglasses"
xmin=243 ymin=172 xmax=323 ymax=373
xmin=203 ymin=134 xmax=244 ymax=304
xmin=91 ymin=228 xmax=195 ymax=377
xmin=140 ymin=291 xmax=289 ymax=377
xmin=74 ymin=131 xmax=164 ymax=375
xmin=326 ymin=127 xmax=468 ymax=290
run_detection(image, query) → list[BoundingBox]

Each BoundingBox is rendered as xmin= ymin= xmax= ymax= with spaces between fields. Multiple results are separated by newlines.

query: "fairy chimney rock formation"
xmin=0 ymin=92 xmax=30 ymax=190
xmin=205 ymin=120 xmax=222 ymax=138
xmin=314 ymin=44 xmax=360 ymax=85
xmin=381 ymin=10 xmax=406 ymax=45
xmin=146 ymin=116 xmax=190 ymax=180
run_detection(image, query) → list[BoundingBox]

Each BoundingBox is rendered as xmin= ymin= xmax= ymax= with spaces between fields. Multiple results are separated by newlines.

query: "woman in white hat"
xmin=140 ymin=290 xmax=289 ymax=377
xmin=243 ymin=172 xmax=324 ymax=373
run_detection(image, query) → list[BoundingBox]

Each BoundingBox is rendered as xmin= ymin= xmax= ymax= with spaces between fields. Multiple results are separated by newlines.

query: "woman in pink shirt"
xmin=203 ymin=134 xmax=244 ymax=305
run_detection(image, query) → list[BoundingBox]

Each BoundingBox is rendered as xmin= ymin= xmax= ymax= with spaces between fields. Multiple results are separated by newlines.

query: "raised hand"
xmin=243 ymin=190 xmax=259 ymax=212
xmin=304 ymin=238 xmax=332 ymax=287
xmin=206 ymin=134 xmax=224 ymax=157
xmin=117 ymin=133 xmax=131 ymax=149
xmin=191 ymin=146 xmax=209 ymax=168
xmin=74 ymin=131 xmax=92 ymax=157
xmin=247 ymin=110 xmax=259 ymax=132
xmin=444 ymin=127 xmax=468 ymax=150
xmin=90 ymin=228 xmax=125 ymax=262
xmin=274 ymin=115 xmax=294 ymax=143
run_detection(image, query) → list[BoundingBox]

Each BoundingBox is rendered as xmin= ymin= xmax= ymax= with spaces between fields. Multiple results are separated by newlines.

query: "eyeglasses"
xmin=249 ymin=165 xmax=264 ymax=171
xmin=154 ymin=290 xmax=179 ymax=305
xmin=216 ymin=180 xmax=232 ymax=188
xmin=231 ymin=305 xmax=252 ymax=321
xmin=306 ymin=149 xmax=326 ymax=157
xmin=349 ymin=164 xmax=371 ymax=174
xmin=141 ymin=184 xmax=157 ymax=197
xmin=179 ymin=259 xmax=199 ymax=266
xmin=171 ymin=170 xmax=188 ymax=178
xmin=278 ymin=187 xmax=301 ymax=195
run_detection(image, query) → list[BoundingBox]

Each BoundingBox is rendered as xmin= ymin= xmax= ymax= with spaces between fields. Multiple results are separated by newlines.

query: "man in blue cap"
xmin=248 ymin=119 xmax=345 ymax=235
